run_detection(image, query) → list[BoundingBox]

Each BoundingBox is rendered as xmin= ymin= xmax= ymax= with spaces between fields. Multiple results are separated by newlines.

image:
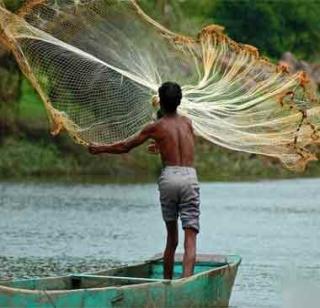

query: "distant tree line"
xmin=164 ymin=0 xmax=320 ymax=61
xmin=1 ymin=0 xmax=319 ymax=105
xmin=143 ymin=0 xmax=320 ymax=61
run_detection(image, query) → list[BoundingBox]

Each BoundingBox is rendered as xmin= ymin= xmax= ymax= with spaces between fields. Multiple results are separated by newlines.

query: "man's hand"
xmin=88 ymin=143 xmax=102 ymax=155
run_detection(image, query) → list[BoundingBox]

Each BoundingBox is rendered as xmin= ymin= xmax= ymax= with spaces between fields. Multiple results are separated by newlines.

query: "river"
xmin=0 ymin=178 xmax=320 ymax=307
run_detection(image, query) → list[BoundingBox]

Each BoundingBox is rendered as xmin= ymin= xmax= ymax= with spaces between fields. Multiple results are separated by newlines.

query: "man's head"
xmin=158 ymin=82 xmax=182 ymax=114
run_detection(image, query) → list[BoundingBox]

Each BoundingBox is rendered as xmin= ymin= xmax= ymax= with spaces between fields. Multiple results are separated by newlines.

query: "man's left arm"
xmin=88 ymin=123 xmax=156 ymax=155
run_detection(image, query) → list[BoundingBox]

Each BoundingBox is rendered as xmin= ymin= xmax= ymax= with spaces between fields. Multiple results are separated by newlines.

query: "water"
xmin=0 ymin=179 xmax=320 ymax=307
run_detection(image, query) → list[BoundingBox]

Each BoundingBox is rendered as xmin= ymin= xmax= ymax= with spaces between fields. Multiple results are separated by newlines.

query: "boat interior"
xmin=0 ymin=255 xmax=231 ymax=291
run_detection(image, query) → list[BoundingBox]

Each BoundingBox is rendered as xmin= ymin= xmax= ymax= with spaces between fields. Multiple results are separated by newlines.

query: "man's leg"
xmin=182 ymin=227 xmax=197 ymax=278
xmin=163 ymin=221 xmax=178 ymax=279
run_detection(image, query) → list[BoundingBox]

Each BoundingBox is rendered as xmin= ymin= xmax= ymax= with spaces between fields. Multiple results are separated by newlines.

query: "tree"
xmin=202 ymin=0 xmax=320 ymax=61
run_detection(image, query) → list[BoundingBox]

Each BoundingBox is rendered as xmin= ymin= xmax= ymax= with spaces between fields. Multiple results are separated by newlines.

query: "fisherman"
xmin=89 ymin=82 xmax=200 ymax=279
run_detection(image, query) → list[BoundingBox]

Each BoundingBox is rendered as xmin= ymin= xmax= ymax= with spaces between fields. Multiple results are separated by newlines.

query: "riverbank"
xmin=1 ymin=133 xmax=320 ymax=182
xmin=1 ymin=79 xmax=320 ymax=182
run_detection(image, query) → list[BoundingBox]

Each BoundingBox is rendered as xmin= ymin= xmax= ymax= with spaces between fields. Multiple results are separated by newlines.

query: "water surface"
xmin=0 ymin=179 xmax=320 ymax=307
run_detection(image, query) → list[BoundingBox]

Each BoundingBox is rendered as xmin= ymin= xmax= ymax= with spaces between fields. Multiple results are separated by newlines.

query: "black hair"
xmin=158 ymin=82 xmax=182 ymax=114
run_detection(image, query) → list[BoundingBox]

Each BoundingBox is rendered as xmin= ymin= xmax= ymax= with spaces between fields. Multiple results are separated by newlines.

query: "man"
xmin=89 ymin=82 xmax=200 ymax=279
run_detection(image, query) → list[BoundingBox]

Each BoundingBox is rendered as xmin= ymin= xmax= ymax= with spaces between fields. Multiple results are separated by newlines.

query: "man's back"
xmin=88 ymin=81 xmax=200 ymax=279
xmin=154 ymin=113 xmax=200 ymax=279
xmin=153 ymin=114 xmax=195 ymax=167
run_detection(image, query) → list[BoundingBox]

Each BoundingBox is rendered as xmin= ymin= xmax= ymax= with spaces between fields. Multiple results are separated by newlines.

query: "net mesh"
xmin=0 ymin=0 xmax=320 ymax=171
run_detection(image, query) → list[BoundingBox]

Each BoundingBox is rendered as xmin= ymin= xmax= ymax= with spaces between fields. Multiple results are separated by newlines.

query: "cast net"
xmin=0 ymin=0 xmax=320 ymax=170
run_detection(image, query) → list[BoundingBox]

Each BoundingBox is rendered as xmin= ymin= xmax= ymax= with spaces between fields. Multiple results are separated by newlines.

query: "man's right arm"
xmin=89 ymin=122 xmax=157 ymax=155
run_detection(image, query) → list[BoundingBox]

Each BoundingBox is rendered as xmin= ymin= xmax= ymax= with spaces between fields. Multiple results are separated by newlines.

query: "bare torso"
xmin=152 ymin=114 xmax=194 ymax=167
xmin=88 ymin=113 xmax=195 ymax=167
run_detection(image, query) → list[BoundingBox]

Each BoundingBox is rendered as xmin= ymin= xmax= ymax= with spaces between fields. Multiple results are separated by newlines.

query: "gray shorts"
xmin=158 ymin=166 xmax=200 ymax=233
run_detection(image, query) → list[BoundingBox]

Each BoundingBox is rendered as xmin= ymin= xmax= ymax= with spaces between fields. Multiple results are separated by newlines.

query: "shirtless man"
xmin=89 ymin=82 xmax=200 ymax=279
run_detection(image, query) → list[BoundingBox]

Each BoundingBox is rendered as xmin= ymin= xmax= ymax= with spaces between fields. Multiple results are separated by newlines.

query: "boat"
xmin=0 ymin=253 xmax=241 ymax=307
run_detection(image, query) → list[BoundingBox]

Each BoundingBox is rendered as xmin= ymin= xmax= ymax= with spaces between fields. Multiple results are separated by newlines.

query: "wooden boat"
xmin=0 ymin=253 xmax=241 ymax=307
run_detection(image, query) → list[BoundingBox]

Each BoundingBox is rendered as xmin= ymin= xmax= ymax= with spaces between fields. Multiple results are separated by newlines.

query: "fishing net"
xmin=0 ymin=0 xmax=320 ymax=171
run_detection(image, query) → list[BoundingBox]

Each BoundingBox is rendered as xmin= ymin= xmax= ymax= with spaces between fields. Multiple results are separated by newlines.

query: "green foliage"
xmin=2 ymin=132 xmax=320 ymax=181
xmin=209 ymin=0 xmax=320 ymax=60
xmin=18 ymin=79 xmax=47 ymax=124
xmin=0 ymin=137 xmax=77 ymax=177
xmin=0 ymin=104 xmax=17 ymax=132
xmin=3 ymin=0 xmax=23 ymax=11
xmin=179 ymin=0 xmax=217 ymax=32
xmin=0 ymin=65 xmax=21 ymax=102
xmin=1 ymin=0 xmax=320 ymax=181
xmin=140 ymin=0 xmax=320 ymax=60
